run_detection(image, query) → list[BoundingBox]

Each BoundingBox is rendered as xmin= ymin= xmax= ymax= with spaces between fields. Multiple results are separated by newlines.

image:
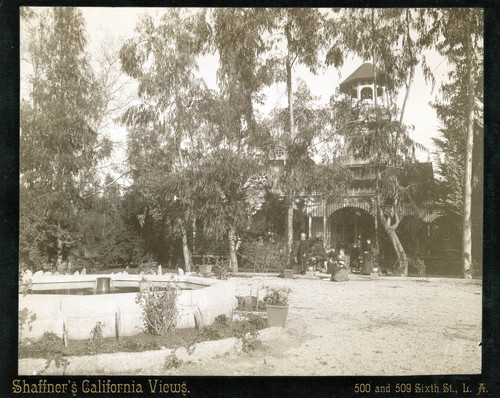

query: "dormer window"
xmin=361 ymin=87 xmax=373 ymax=100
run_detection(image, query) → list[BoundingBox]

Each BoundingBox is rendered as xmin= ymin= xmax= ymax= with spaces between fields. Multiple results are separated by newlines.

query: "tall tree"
xmin=425 ymin=9 xmax=483 ymax=277
xmin=262 ymin=9 xmax=327 ymax=265
xmin=20 ymin=8 xmax=110 ymax=269
xmin=120 ymin=10 xmax=210 ymax=271
xmin=206 ymin=9 xmax=272 ymax=271
xmin=327 ymin=9 xmax=434 ymax=275
xmin=194 ymin=149 xmax=261 ymax=271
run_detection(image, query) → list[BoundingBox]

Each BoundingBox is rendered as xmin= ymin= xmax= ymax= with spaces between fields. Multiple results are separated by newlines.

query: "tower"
xmin=339 ymin=62 xmax=388 ymax=108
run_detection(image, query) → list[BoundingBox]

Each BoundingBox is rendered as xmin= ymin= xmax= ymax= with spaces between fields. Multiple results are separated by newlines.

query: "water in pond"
xmin=30 ymin=282 xmax=207 ymax=295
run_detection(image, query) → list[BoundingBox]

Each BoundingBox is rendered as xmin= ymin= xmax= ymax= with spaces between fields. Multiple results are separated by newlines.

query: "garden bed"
xmin=19 ymin=312 xmax=267 ymax=360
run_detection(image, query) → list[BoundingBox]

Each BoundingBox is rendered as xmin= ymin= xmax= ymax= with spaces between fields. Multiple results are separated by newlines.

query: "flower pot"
xmin=370 ymin=271 xmax=379 ymax=280
xmin=199 ymin=264 xmax=212 ymax=275
xmin=266 ymin=304 xmax=289 ymax=327
xmin=305 ymin=271 xmax=315 ymax=278
xmin=283 ymin=269 xmax=294 ymax=279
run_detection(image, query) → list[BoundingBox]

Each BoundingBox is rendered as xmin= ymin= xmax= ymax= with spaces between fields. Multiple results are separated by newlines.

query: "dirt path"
xmin=163 ymin=276 xmax=482 ymax=376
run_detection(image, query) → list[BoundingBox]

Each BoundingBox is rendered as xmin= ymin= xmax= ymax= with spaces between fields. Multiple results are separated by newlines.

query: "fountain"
xmin=19 ymin=272 xmax=236 ymax=340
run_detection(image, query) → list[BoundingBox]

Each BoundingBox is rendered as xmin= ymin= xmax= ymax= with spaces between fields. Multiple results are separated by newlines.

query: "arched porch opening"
xmin=329 ymin=207 xmax=375 ymax=252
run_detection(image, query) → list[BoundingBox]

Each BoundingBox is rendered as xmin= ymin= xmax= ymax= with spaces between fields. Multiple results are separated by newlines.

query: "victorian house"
xmin=258 ymin=63 xmax=460 ymax=274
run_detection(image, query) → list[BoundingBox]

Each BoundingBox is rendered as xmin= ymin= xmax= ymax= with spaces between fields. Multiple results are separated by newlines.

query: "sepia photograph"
xmin=15 ymin=5 xmax=487 ymax=388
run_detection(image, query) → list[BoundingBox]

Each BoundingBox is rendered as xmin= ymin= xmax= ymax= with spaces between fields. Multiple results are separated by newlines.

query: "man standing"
xmin=310 ymin=233 xmax=327 ymax=271
xmin=296 ymin=232 xmax=310 ymax=274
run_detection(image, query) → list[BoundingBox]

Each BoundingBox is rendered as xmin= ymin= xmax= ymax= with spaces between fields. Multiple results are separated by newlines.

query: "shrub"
xmin=230 ymin=314 xmax=266 ymax=339
xmin=87 ymin=321 xmax=105 ymax=352
xmin=245 ymin=313 xmax=268 ymax=329
xmin=135 ymin=277 xmax=181 ymax=335
xmin=19 ymin=307 xmax=36 ymax=343
xmin=213 ymin=256 xmax=231 ymax=280
xmin=242 ymin=331 xmax=262 ymax=353
xmin=19 ymin=331 xmax=70 ymax=373
xmin=408 ymin=257 xmax=426 ymax=276
xmin=214 ymin=314 xmax=228 ymax=326
xmin=242 ymin=239 xmax=288 ymax=273
xmin=164 ymin=349 xmax=183 ymax=370
xmin=139 ymin=259 xmax=160 ymax=275
xmin=21 ymin=331 xmax=60 ymax=357
xmin=201 ymin=325 xmax=222 ymax=340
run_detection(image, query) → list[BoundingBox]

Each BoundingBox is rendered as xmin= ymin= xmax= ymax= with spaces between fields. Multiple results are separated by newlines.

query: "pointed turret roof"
xmin=339 ymin=62 xmax=385 ymax=93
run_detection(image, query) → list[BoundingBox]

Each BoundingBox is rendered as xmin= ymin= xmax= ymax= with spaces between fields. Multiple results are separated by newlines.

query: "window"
xmin=361 ymin=87 xmax=373 ymax=100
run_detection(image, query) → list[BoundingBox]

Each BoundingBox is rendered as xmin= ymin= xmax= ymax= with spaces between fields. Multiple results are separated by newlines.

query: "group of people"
xmin=295 ymin=232 xmax=349 ymax=282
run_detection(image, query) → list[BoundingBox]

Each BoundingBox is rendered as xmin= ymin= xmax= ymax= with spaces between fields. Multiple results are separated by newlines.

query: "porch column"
xmin=323 ymin=201 xmax=327 ymax=248
xmin=354 ymin=213 xmax=358 ymax=245
xmin=308 ymin=215 xmax=312 ymax=238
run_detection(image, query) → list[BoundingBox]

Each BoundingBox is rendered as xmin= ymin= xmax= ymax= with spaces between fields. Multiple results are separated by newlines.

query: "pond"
xmin=19 ymin=273 xmax=237 ymax=340
xmin=29 ymin=281 xmax=208 ymax=295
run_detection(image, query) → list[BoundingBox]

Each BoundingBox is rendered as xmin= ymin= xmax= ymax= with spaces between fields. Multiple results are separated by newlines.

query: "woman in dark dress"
xmin=331 ymin=248 xmax=349 ymax=282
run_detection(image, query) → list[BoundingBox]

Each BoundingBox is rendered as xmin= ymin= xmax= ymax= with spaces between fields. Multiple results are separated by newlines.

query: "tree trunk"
xmin=399 ymin=72 xmax=413 ymax=124
xmin=228 ymin=225 xmax=238 ymax=273
xmin=285 ymin=26 xmax=295 ymax=268
xmin=399 ymin=9 xmax=414 ymax=125
xmin=387 ymin=227 xmax=408 ymax=276
xmin=462 ymin=23 xmax=474 ymax=279
xmin=323 ymin=199 xmax=328 ymax=249
xmin=379 ymin=209 xmax=408 ymax=276
xmin=286 ymin=200 xmax=294 ymax=267
xmin=179 ymin=219 xmax=192 ymax=272
xmin=56 ymin=235 xmax=63 ymax=272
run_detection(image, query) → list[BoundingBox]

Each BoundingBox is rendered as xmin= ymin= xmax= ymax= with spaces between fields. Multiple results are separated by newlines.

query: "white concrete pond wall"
xmin=19 ymin=274 xmax=237 ymax=340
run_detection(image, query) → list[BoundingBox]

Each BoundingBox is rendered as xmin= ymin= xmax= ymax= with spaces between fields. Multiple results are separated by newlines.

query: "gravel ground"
xmin=169 ymin=274 xmax=482 ymax=376
xmin=20 ymin=274 xmax=482 ymax=376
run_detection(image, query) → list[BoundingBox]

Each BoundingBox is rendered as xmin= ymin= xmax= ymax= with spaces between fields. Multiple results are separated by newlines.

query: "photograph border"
xmin=1 ymin=0 xmax=499 ymax=397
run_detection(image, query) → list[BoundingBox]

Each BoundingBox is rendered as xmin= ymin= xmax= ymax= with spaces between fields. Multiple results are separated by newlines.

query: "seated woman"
xmin=330 ymin=248 xmax=349 ymax=282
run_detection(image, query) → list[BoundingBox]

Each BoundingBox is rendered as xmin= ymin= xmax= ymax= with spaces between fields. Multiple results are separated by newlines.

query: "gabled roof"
xmin=339 ymin=62 xmax=385 ymax=93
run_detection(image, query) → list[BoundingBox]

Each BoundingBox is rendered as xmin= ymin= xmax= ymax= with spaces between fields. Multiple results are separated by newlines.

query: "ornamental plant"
xmin=263 ymin=286 xmax=291 ymax=306
xmin=135 ymin=277 xmax=181 ymax=335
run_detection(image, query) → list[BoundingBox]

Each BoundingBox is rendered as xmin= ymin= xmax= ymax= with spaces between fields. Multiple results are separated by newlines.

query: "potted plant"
xmin=199 ymin=263 xmax=212 ymax=275
xmin=199 ymin=255 xmax=213 ymax=275
xmin=264 ymin=286 xmax=291 ymax=327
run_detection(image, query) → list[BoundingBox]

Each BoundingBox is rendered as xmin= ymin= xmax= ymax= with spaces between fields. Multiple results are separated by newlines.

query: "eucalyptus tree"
xmin=194 ymin=9 xmax=272 ymax=271
xmin=264 ymin=79 xmax=343 ymax=262
xmin=120 ymin=9 xmax=211 ymax=271
xmin=193 ymin=149 xmax=262 ymax=272
xmin=324 ymin=9 xmax=435 ymax=275
xmin=421 ymin=8 xmax=483 ymax=277
xmin=259 ymin=8 xmax=328 ymax=265
xmin=20 ymin=8 xmax=111 ymax=269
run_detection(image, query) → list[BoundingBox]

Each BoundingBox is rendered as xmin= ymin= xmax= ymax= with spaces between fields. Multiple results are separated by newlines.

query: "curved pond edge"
xmin=19 ymin=274 xmax=237 ymax=340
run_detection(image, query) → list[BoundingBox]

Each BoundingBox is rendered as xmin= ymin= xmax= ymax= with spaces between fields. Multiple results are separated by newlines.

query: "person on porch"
xmin=350 ymin=243 xmax=361 ymax=272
